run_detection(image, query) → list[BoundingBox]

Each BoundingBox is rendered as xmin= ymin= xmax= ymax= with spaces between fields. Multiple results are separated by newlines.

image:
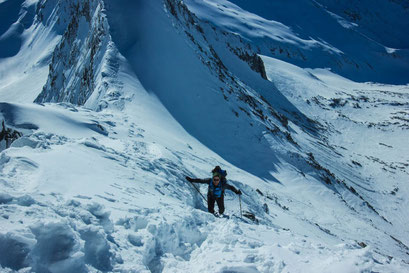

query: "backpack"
xmin=212 ymin=166 xmax=227 ymax=185
xmin=209 ymin=166 xmax=227 ymax=198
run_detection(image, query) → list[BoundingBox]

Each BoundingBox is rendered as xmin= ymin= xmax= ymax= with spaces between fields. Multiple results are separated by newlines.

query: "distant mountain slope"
xmin=315 ymin=0 xmax=409 ymax=48
xmin=185 ymin=0 xmax=409 ymax=84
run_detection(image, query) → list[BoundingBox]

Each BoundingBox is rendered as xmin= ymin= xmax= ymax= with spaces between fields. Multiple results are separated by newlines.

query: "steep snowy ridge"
xmin=0 ymin=0 xmax=409 ymax=272
xmin=161 ymin=0 xmax=409 ymax=257
xmin=34 ymin=0 xmax=120 ymax=110
xmin=104 ymin=0 xmax=306 ymax=181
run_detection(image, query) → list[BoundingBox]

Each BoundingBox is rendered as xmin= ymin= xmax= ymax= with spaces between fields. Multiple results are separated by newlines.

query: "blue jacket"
xmin=190 ymin=177 xmax=239 ymax=198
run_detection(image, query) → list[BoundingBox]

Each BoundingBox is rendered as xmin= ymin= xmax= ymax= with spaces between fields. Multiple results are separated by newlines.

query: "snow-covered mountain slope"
xmin=185 ymin=0 xmax=409 ymax=84
xmin=314 ymin=0 xmax=409 ymax=49
xmin=0 ymin=0 xmax=59 ymax=103
xmin=0 ymin=0 xmax=408 ymax=272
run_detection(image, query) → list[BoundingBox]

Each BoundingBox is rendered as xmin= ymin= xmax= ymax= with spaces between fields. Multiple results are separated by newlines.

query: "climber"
xmin=186 ymin=166 xmax=242 ymax=216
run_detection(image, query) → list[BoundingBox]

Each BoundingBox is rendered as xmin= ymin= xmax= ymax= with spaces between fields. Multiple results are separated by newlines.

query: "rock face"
xmin=34 ymin=0 xmax=117 ymax=109
xmin=0 ymin=120 xmax=22 ymax=151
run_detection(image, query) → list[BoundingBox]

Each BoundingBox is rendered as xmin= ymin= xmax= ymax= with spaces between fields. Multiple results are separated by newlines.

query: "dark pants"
xmin=207 ymin=193 xmax=225 ymax=214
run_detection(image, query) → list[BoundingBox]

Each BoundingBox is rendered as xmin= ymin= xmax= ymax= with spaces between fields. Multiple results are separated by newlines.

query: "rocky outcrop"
xmin=34 ymin=0 xmax=115 ymax=108
xmin=227 ymin=45 xmax=268 ymax=80
xmin=0 ymin=120 xmax=22 ymax=151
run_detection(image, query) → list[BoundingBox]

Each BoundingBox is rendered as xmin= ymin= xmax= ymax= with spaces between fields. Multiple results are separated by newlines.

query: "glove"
xmin=186 ymin=176 xmax=193 ymax=182
xmin=236 ymin=190 xmax=242 ymax=195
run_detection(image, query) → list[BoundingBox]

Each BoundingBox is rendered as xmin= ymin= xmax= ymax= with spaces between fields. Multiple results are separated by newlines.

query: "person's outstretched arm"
xmin=224 ymin=183 xmax=242 ymax=195
xmin=186 ymin=176 xmax=211 ymax=184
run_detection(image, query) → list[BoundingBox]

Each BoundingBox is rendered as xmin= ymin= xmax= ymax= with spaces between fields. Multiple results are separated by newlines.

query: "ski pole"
xmin=188 ymin=180 xmax=207 ymax=202
xmin=239 ymin=194 xmax=242 ymax=219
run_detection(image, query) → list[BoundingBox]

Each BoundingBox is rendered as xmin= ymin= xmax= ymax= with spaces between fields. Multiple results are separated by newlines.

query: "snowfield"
xmin=1 ymin=0 xmax=408 ymax=272
xmin=1 ymin=96 xmax=407 ymax=272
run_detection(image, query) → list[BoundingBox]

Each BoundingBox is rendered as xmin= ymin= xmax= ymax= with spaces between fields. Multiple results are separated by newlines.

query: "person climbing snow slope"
xmin=186 ymin=166 xmax=242 ymax=216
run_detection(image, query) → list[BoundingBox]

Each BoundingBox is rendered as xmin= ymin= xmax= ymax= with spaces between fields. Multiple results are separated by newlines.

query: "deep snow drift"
xmin=0 ymin=0 xmax=408 ymax=272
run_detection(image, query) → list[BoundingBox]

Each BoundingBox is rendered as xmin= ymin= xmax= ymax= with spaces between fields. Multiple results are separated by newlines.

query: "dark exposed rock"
xmin=0 ymin=120 xmax=22 ymax=150
xmin=227 ymin=44 xmax=268 ymax=80
xmin=35 ymin=0 xmax=109 ymax=106
xmin=357 ymin=241 xmax=367 ymax=248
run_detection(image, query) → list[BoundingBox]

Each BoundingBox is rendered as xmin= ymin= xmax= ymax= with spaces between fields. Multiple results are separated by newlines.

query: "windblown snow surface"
xmin=0 ymin=0 xmax=408 ymax=272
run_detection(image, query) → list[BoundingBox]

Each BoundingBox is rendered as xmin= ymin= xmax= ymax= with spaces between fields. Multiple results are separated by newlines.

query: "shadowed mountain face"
xmin=315 ymin=0 xmax=409 ymax=49
xmin=228 ymin=0 xmax=409 ymax=48
xmin=0 ymin=0 xmax=35 ymax=58
xmin=104 ymin=0 xmax=319 ymax=181
xmin=187 ymin=0 xmax=409 ymax=84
